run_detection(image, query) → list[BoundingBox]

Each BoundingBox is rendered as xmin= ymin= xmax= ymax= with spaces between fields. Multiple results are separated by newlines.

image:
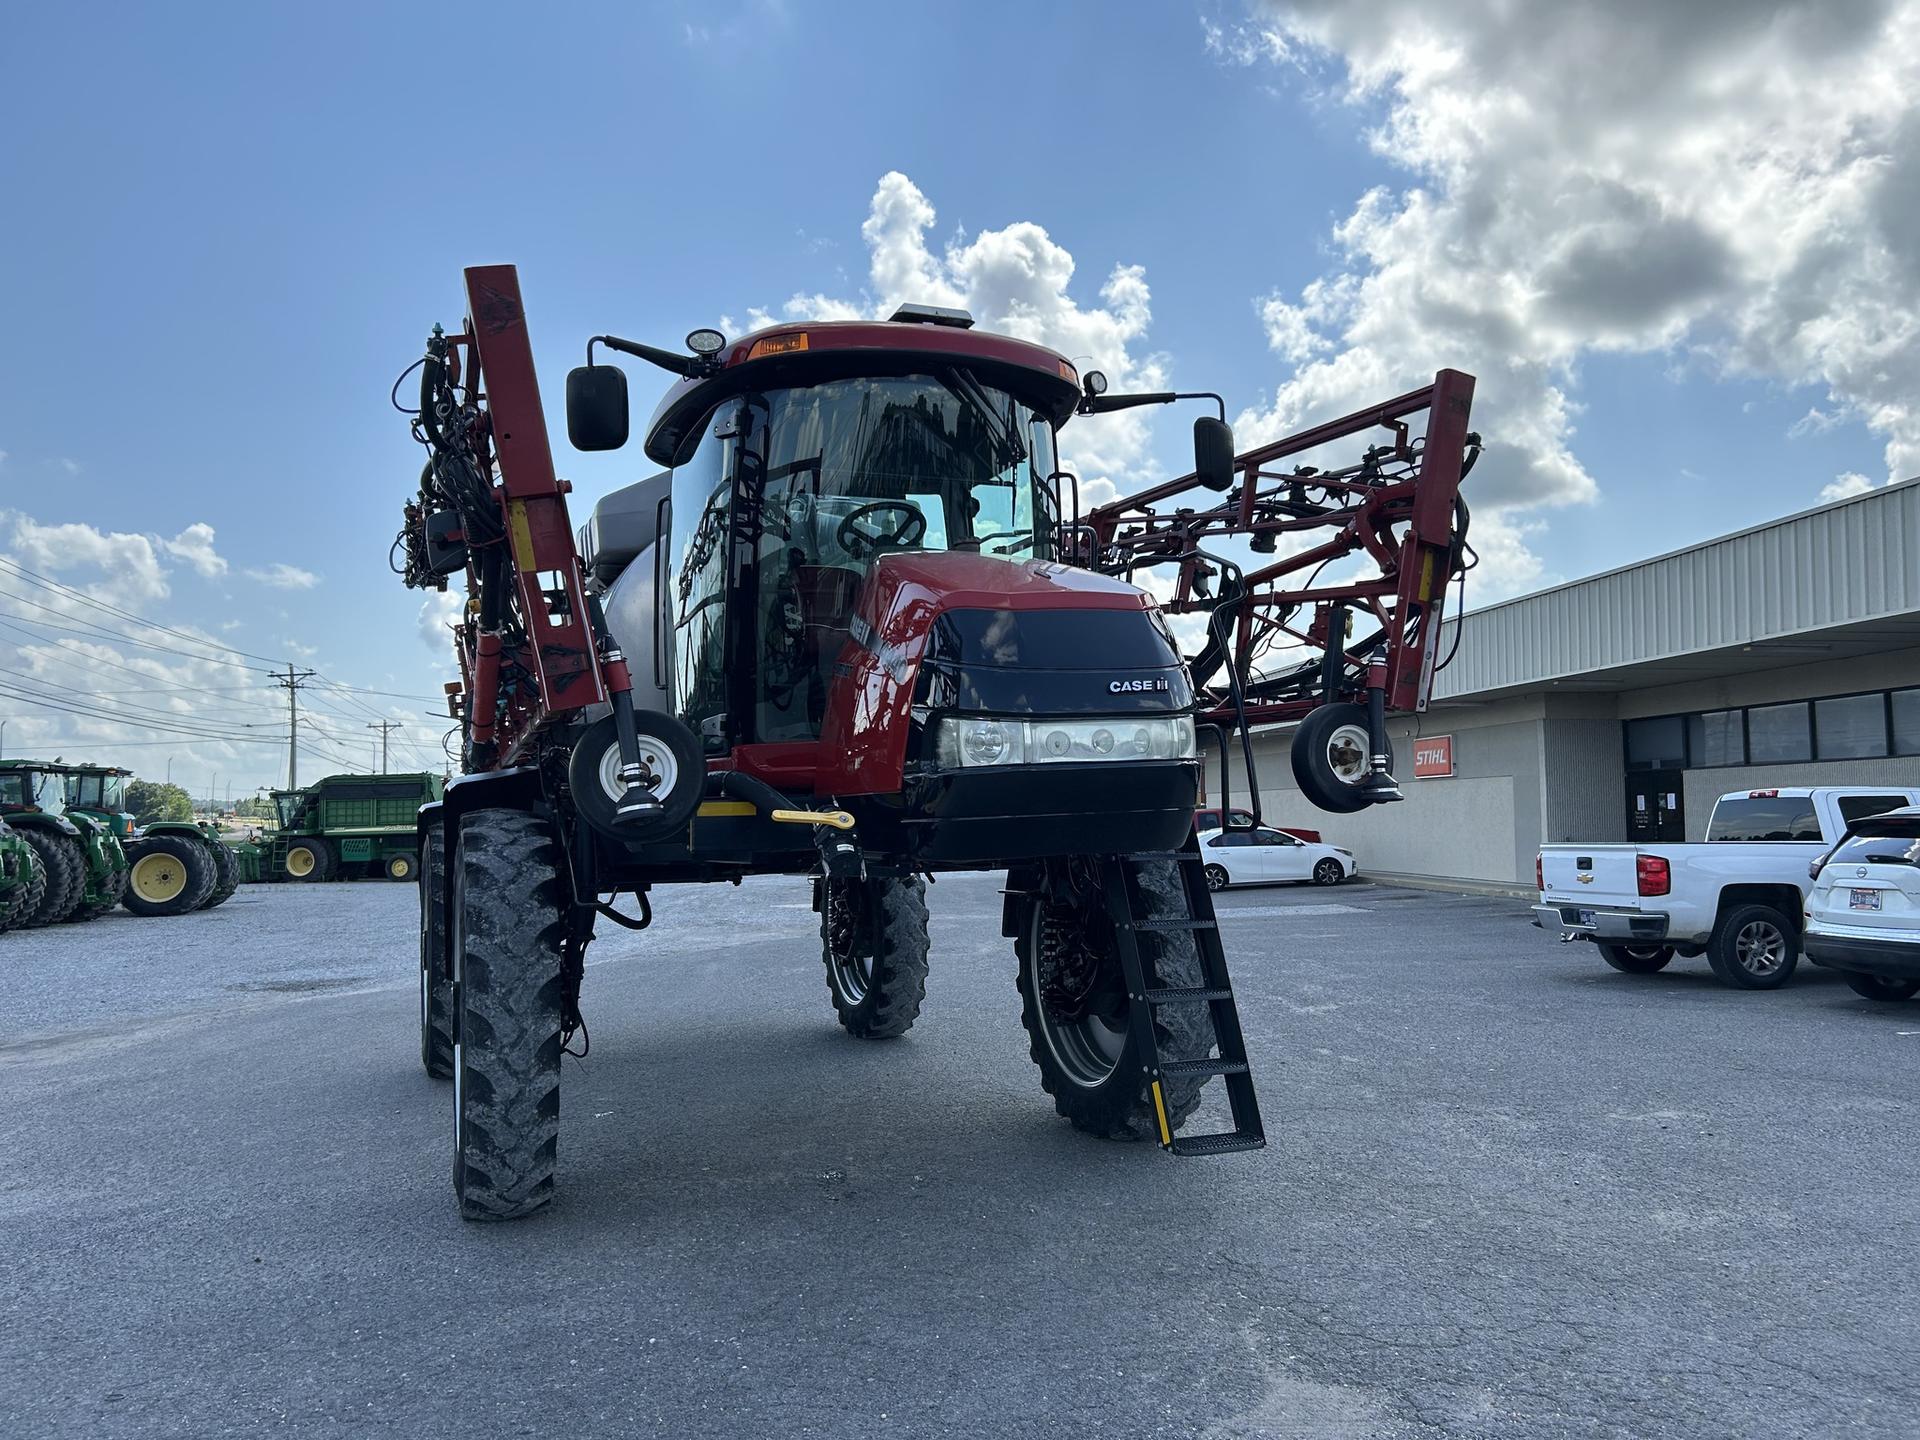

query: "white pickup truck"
xmin=1533 ymin=786 xmax=1920 ymax=990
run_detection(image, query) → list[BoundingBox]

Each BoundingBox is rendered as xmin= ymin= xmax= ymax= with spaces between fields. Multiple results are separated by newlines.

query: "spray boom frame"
xmin=1077 ymin=369 xmax=1478 ymax=730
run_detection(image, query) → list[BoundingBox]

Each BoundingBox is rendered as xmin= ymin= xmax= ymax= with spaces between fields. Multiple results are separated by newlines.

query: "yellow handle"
xmin=770 ymin=808 xmax=856 ymax=831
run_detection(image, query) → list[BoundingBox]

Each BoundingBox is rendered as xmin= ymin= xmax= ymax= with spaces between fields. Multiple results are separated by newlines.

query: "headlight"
xmin=934 ymin=714 xmax=1196 ymax=769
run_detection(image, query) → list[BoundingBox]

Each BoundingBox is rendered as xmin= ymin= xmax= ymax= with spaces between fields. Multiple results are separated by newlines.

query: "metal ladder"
xmin=1105 ymin=843 xmax=1266 ymax=1156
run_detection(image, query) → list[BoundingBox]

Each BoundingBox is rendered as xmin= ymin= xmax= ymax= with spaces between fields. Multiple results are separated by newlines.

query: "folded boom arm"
xmin=1078 ymin=369 xmax=1478 ymax=731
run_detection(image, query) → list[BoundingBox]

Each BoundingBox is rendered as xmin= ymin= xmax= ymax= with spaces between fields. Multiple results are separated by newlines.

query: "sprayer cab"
xmin=566 ymin=308 xmax=1212 ymax=863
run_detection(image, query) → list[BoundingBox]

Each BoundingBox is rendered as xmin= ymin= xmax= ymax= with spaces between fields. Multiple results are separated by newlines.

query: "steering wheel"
xmin=836 ymin=500 xmax=927 ymax=558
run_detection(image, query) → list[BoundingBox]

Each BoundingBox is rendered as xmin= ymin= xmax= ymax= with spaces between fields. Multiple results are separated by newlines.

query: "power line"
xmin=0 ymin=663 xmax=282 ymax=737
xmin=0 ymin=554 xmax=289 ymax=666
xmin=0 ymin=558 xmax=453 ymax=771
xmin=0 ymin=688 xmax=281 ymax=743
xmin=0 ymin=587 xmax=273 ymax=672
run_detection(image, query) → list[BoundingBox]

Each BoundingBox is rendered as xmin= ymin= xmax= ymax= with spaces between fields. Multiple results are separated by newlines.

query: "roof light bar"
xmin=888 ymin=303 xmax=974 ymax=329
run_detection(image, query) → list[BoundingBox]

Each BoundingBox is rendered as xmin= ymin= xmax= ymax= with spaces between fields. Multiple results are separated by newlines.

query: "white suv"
xmin=1805 ymin=805 xmax=1920 ymax=1002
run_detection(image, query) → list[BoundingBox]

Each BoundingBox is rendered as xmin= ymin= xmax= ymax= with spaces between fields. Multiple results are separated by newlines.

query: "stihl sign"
xmin=1413 ymin=735 xmax=1454 ymax=778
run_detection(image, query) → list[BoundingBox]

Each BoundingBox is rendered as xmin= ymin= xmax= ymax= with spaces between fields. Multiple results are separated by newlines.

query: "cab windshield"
xmin=67 ymin=774 xmax=111 ymax=809
xmin=752 ymin=373 xmax=1058 ymax=566
xmin=745 ymin=372 xmax=1059 ymax=741
xmin=2 ymin=771 xmax=64 ymax=814
xmin=273 ymin=794 xmax=297 ymax=828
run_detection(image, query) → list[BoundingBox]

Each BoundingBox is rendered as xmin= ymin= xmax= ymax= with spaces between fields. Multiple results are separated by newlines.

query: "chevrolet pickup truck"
xmin=1533 ymin=786 xmax=1920 ymax=990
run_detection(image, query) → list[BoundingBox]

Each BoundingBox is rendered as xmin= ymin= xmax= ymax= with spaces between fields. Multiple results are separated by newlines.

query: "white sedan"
xmin=1197 ymin=826 xmax=1357 ymax=891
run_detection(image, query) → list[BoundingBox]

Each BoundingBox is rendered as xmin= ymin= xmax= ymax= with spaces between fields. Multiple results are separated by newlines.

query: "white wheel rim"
xmin=597 ymin=735 xmax=678 ymax=804
xmin=1325 ymin=724 xmax=1371 ymax=784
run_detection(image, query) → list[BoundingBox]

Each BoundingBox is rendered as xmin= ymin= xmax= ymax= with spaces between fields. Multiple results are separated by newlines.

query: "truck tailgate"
xmin=1540 ymin=844 xmax=1642 ymax=906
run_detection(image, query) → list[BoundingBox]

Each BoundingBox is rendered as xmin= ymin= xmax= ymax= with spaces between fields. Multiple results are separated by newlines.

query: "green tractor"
xmin=258 ymin=772 xmax=443 ymax=882
xmin=0 ymin=760 xmax=128 ymax=925
xmin=61 ymin=764 xmax=239 ymax=917
xmin=0 ymin=819 xmax=44 ymax=932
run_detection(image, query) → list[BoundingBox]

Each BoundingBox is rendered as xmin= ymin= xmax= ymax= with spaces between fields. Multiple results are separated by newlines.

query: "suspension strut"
xmin=586 ymin=593 xmax=664 ymax=826
xmin=1358 ymin=647 xmax=1404 ymax=804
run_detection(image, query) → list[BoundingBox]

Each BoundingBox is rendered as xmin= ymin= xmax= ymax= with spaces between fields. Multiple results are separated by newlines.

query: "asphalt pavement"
xmin=3 ymin=873 xmax=1916 ymax=1439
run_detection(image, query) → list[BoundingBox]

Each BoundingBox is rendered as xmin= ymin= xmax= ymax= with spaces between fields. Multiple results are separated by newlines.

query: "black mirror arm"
xmin=1078 ymin=389 xmax=1226 ymax=421
xmin=588 ymin=334 xmax=714 ymax=380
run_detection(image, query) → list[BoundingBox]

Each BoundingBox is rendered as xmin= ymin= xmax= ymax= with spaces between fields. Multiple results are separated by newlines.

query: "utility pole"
xmin=366 ymin=720 xmax=401 ymax=774
xmin=276 ymin=663 xmax=316 ymax=789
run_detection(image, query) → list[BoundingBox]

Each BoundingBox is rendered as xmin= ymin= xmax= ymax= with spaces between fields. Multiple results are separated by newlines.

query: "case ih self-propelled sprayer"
xmin=397 ymin=266 xmax=1477 ymax=1219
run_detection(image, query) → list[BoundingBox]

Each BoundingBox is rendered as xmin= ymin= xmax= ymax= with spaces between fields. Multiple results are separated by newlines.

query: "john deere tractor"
xmin=0 ymin=819 xmax=43 ymax=932
xmin=0 ymin=760 xmax=127 ymax=925
xmin=60 ymin=764 xmax=238 ymax=916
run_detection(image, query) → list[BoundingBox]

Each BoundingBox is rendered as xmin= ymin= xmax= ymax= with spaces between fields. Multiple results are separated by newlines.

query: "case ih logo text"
xmin=1108 ymin=677 xmax=1170 ymax=693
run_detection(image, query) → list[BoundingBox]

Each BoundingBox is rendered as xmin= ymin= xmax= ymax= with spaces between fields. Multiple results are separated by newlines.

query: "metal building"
xmin=1218 ymin=478 xmax=1920 ymax=893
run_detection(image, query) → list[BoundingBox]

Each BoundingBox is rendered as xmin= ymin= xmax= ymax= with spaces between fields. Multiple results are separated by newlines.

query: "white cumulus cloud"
xmin=10 ymin=516 xmax=171 ymax=601
xmin=1225 ymin=0 xmax=1920 ymax=599
xmin=160 ymin=522 xmax=228 ymax=579
xmin=1819 ymin=471 xmax=1878 ymax=502
xmin=417 ymin=589 xmax=464 ymax=651
xmin=756 ymin=171 xmax=1171 ymax=508
xmin=244 ymin=563 xmax=319 ymax=590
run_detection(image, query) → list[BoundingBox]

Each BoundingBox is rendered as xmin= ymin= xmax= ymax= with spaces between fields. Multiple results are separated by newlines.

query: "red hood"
xmin=859 ymin=550 xmax=1154 ymax=619
xmin=813 ymin=552 xmax=1158 ymax=796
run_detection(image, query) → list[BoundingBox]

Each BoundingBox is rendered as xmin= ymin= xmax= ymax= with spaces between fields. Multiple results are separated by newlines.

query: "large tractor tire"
xmin=200 ymin=842 xmax=239 ymax=909
xmin=2 ymin=852 xmax=47 ymax=932
xmin=76 ymin=854 xmax=129 ymax=921
xmin=1014 ymin=856 xmax=1217 ymax=1141
xmin=818 ymin=874 xmax=930 ymax=1039
xmin=419 ymin=829 xmax=453 ymax=1080
xmin=18 ymin=831 xmax=84 ymax=928
xmin=122 ymin=835 xmax=216 ymax=918
xmin=282 ymin=838 xmax=334 ymax=882
xmin=452 ymin=809 xmax=566 ymax=1221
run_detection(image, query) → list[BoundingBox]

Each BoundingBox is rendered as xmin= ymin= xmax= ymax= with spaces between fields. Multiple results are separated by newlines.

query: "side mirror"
xmin=566 ymin=364 xmax=630 ymax=451
xmin=1193 ymin=415 xmax=1235 ymax=492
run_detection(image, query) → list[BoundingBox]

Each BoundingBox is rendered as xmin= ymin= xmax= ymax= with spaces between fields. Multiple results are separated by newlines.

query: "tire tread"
xmin=454 ymin=809 xmax=566 ymax=1221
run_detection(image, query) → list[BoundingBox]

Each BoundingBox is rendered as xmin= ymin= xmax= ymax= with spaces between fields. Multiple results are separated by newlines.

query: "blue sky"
xmin=0 ymin=0 xmax=1910 ymax=795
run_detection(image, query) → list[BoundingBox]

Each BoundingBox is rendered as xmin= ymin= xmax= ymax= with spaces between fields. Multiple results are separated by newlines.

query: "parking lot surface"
xmin=3 ymin=874 xmax=1916 ymax=1439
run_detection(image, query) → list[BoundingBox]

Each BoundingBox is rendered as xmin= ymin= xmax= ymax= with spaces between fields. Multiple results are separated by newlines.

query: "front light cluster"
xmin=934 ymin=715 xmax=1197 ymax=769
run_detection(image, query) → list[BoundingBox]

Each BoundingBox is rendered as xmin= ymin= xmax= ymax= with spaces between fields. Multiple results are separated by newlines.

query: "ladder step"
xmin=1170 ymin=1131 xmax=1266 ymax=1157
xmin=1145 ymin=986 xmax=1234 ymax=1004
xmin=1128 ymin=851 xmax=1202 ymax=864
xmin=1160 ymin=1057 xmax=1249 ymax=1079
xmin=1131 ymin=917 xmax=1217 ymax=933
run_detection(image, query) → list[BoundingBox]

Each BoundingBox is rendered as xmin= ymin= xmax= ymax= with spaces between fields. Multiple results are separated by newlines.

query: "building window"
xmin=1894 ymin=689 xmax=1920 ymax=755
xmin=1687 ymin=710 xmax=1745 ymax=766
xmin=1747 ymin=702 xmax=1813 ymax=764
xmin=1625 ymin=715 xmax=1687 ymax=769
xmin=1815 ymin=693 xmax=1889 ymax=759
